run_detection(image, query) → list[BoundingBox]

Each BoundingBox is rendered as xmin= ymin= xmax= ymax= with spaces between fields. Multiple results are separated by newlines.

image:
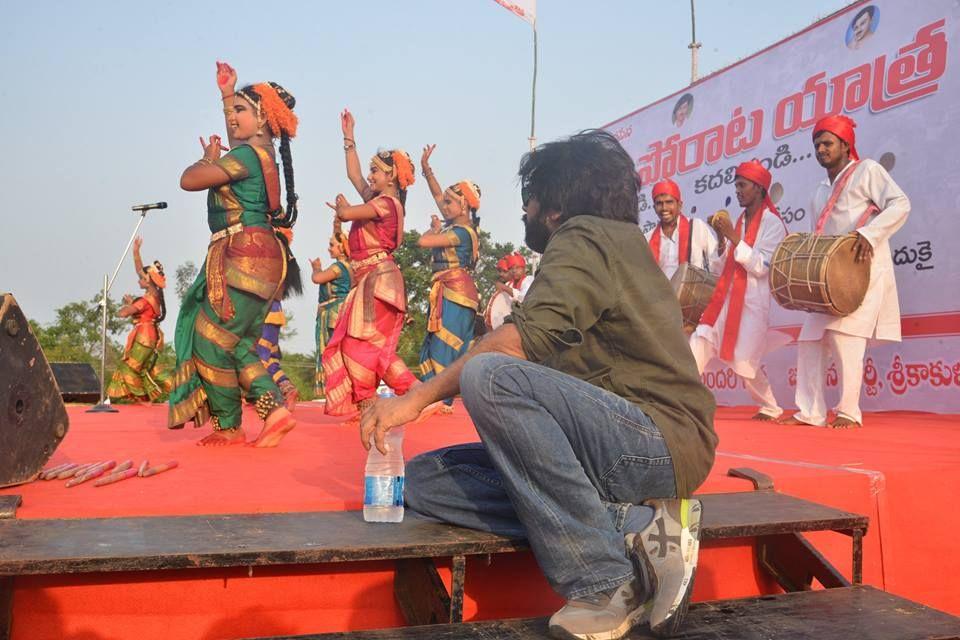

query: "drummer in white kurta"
xmin=784 ymin=115 xmax=910 ymax=429
xmin=486 ymin=256 xmax=515 ymax=331
xmin=505 ymin=252 xmax=535 ymax=303
xmin=690 ymin=160 xmax=789 ymax=420
xmin=645 ymin=178 xmax=725 ymax=280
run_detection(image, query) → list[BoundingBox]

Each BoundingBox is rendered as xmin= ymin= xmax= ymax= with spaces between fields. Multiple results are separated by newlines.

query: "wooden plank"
xmin=698 ymin=490 xmax=867 ymax=539
xmin=247 ymin=586 xmax=960 ymax=639
xmin=0 ymin=511 xmax=526 ymax=575
xmin=0 ymin=491 xmax=866 ymax=576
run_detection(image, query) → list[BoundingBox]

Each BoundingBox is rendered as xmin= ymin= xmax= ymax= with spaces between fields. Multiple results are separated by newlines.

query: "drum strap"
xmin=699 ymin=207 xmax=766 ymax=362
xmin=815 ymin=160 xmax=880 ymax=234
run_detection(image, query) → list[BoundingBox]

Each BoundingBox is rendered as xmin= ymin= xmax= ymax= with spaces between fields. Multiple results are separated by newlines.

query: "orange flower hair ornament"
xmin=450 ymin=180 xmax=481 ymax=210
xmin=145 ymin=262 xmax=166 ymax=289
xmin=392 ymin=150 xmax=415 ymax=189
xmin=371 ymin=149 xmax=416 ymax=190
xmin=240 ymin=82 xmax=298 ymax=138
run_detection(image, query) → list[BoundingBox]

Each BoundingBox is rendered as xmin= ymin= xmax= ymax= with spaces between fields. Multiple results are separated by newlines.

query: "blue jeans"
xmin=406 ymin=353 xmax=677 ymax=599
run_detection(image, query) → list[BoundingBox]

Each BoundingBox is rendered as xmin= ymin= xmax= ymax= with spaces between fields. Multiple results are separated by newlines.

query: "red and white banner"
xmin=604 ymin=0 xmax=960 ymax=413
xmin=492 ymin=0 xmax=536 ymax=26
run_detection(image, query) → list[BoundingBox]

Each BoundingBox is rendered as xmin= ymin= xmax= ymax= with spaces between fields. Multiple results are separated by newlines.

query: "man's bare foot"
xmin=829 ymin=416 xmax=861 ymax=429
xmin=249 ymin=408 xmax=296 ymax=447
xmin=198 ymin=428 xmax=247 ymax=446
xmin=751 ymin=412 xmax=777 ymax=421
xmin=439 ymin=404 xmax=454 ymax=415
xmin=778 ymin=415 xmax=809 ymax=426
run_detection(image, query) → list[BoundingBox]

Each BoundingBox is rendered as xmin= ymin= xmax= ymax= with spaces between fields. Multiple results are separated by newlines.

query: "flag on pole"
xmin=492 ymin=0 xmax=536 ymax=26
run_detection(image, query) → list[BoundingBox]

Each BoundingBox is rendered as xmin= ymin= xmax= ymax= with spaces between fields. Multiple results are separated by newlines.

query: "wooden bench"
xmin=0 ymin=468 xmax=868 ymax=638
xmin=245 ymin=586 xmax=960 ymax=640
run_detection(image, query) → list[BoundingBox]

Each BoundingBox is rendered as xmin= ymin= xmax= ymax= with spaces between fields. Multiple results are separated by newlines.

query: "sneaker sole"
xmin=547 ymin=601 xmax=651 ymax=640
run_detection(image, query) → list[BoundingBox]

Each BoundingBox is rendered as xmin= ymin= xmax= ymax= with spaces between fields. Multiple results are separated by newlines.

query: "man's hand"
xmin=494 ymin=281 xmax=513 ymax=294
xmin=360 ymin=394 xmax=424 ymax=454
xmin=852 ymin=232 xmax=874 ymax=263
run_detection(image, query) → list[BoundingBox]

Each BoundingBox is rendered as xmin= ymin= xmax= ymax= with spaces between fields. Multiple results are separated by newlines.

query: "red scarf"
xmin=648 ymin=215 xmax=690 ymax=265
xmin=698 ymin=207 xmax=767 ymax=361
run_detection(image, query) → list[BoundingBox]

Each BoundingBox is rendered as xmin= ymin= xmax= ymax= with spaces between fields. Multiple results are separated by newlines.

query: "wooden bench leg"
xmin=758 ymin=533 xmax=850 ymax=591
xmin=393 ymin=555 xmax=467 ymax=625
xmin=450 ymin=555 xmax=466 ymax=624
xmin=0 ymin=495 xmax=19 ymax=640
xmin=0 ymin=577 xmax=12 ymax=640
xmin=851 ymin=527 xmax=864 ymax=585
xmin=394 ymin=558 xmax=451 ymax=625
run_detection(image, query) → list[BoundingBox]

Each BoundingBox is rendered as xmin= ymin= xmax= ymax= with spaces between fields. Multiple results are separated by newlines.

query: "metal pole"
xmin=688 ymin=0 xmax=702 ymax=84
xmin=529 ymin=24 xmax=538 ymax=151
xmin=87 ymin=274 xmax=118 ymax=413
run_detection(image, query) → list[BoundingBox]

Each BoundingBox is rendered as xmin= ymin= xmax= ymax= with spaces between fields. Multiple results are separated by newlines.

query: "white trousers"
xmin=689 ymin=335 xmax=782 ymax=418
xmin=794 ymin=330 xmax=868 ymax=426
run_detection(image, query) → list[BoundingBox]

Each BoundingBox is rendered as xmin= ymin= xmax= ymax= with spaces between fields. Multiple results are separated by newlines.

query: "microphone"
xmin=131 ymin=202 xmax=168 ymax=212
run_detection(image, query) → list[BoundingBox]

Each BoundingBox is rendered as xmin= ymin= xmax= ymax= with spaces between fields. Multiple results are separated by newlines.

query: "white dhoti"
xmin=690 ymin=335 xmax=782 ymax=418
xmin=794 ymin=331 xmax=868 ymax=425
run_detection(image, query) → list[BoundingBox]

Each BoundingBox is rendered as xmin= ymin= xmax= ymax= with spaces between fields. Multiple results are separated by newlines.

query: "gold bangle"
xmin=343 ymin=143 xmax=355 ymax=151
xmin=221 ymin=93 xmax=235 ymax=100
xmin=198 ymin=158 xmax=215 ymax=165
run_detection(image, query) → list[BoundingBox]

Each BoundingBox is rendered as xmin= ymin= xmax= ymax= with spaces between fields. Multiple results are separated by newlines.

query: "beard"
xmin=523 ymin=213 xmax=551 ymax=254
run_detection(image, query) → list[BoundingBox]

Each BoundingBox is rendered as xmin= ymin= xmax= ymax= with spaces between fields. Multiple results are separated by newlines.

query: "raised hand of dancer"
xmin=133 ymin=236 xmax=143 ymax=252
xmin=340 ymin=109 xmax=355 ymax=139
xmin=199 ymin=135 xmax=229 ymax=161
xmin=429 ymin=215 xmax=443 ymax=233
xmin=360 ymin=395 xmax=423 ymax=455
xmin=216 ymin=61 xmax=237 ymax=96
xmin=309 ymin=257 xmax=323 ymax=273
xmin=325 ymin=194 xmax=350 ymax=220
xmin=420 ymin=144 xmax=436 ymax=172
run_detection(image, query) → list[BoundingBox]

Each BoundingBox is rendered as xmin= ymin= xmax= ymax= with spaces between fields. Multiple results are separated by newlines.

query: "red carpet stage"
xmin=2 ymin=403 xmax=958 ymax=639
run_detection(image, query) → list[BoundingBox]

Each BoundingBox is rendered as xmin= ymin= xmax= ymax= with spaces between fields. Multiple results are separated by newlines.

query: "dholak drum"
xmin=670 ymin=263 xmax=718 ymax=330
xmin=769 ymin=233 xmax=871 ymax=316
xmin=483 ymin=290 xmax=513 ymax=331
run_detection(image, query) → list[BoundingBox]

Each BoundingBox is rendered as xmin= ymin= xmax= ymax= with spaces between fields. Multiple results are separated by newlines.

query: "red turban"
xmin=735 ymin=160 xmax=778 ymax=215
xmin=506 ymin=253 xmax=526 ymax=268
xmin=813 ymin=115 xmax=859 ymax=161
xmin=496 ymin=258 xmax=510 ymax=270
xmin=652 ymin=179 xmax=682 ymax=201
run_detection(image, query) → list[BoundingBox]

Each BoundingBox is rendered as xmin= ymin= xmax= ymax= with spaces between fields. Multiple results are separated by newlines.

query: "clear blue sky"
xmin=1 ymin=0 xmax=850 ymax=354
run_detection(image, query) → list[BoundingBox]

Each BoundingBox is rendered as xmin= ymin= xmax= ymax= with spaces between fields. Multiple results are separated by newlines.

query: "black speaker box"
xmin=0 ymin=293 xmax=69 ymax=488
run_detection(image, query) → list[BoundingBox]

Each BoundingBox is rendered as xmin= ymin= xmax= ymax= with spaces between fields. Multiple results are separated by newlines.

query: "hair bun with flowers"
xmin=391 ymin=150 xmax=415 ymax=190
xmin=452 ymin=180 xmax=481 ymax=210
xmin=145 ymin=261 xmax=167 ymax=289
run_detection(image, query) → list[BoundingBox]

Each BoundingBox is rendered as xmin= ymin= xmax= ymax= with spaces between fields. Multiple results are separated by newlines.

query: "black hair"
xmin=672 ymin=93 xmax=694 ymax=120
xmin=518 ymin=129 xmax=640 ymax=225
xmin=238 ymin=82 xmax=302 ymax=298
xmin=853 ymin=6 xmax=876 ymax=26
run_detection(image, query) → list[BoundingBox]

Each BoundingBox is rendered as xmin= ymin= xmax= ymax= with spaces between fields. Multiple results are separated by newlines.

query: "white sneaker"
xmin=625 ymin=497 xmax=701 ymax=637
xmin=547 ymin=578 xmax=650 ymax=640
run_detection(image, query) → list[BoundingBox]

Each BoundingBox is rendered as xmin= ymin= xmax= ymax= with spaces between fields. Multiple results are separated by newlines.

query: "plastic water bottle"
xmin=363 ymin=389 xmax=405 ymax=523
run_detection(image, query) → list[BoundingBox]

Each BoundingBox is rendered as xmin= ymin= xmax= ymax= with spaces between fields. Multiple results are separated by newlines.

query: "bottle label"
xmin=363 ymin=475 xmax=404 ymax=507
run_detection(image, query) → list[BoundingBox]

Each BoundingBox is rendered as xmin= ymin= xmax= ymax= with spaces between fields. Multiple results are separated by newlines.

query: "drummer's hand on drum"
xmin=852 ymin=232 xmax=874 ymax=263
xmin=495 ymin=281 xmax=513 ymax=295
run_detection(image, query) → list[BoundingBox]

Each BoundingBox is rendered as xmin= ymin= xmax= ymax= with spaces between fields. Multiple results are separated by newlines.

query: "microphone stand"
xmin=87 ymin=210 xmax=152 ymax=413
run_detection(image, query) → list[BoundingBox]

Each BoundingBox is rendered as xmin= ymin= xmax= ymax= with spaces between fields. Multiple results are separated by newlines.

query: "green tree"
xmin=30 ymin=293 xmax=125 ymax=366
xmin=175 ymin=261 xmax=199 ymax=301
